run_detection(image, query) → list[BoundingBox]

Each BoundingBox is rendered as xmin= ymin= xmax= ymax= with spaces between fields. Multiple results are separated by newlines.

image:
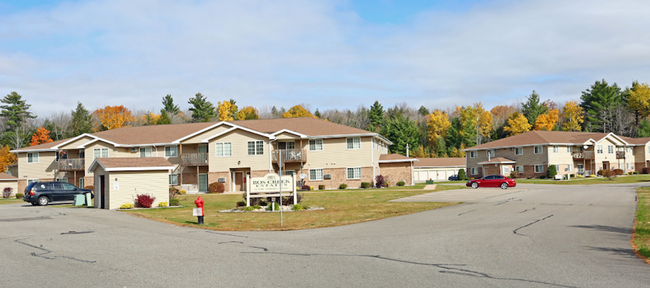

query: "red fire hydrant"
xmin=194 ymin=196 xmax=204 ymax=224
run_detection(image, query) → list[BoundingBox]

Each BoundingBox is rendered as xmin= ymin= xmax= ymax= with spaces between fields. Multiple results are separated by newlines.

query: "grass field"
xmin=513 ymin=174 xmax=650 ymax=185
xmin=634 ymin=187 xmax=650 ymax=262
xmin=124 ymin=183 xmax=462 ymax=231
xmin=0 ymin=197 xmax=23 ymax=205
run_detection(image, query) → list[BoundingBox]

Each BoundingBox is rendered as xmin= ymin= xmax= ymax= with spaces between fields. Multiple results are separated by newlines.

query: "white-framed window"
xmin=140 ymin=147 xmax=152 ymax=157
xmin=567 ymin=164 xmax=573 ymax=172
xmin=27 ymin=179 xmax=38 ymax=184
xmin=284 ymin=142 xmax=295 ymax=150
xmin=247 ymin=141 xmax=264 ymax=156
xmin=607 ymin=145 xmax=614 ymax=154
xmin=284 ymin=170 xmax=295 ymax=176
xmin=347 ymin=167 xmax=361 ymax=179
xmin=215 ymin=142 xmax=232 ymax=157
xmin=516 ymin=165 xmax=524 ymax=173
xmin=347 ymin=137 xmax=361 ymax=150
xmin=555 ymin=164 xmax=560 ymax=172
xmin=597 ymin=145 xmax=603 ymax=154
xmin=470 ymin=151 xmax=477 ymax=158
xmin=79 ymin=178 xmax=84 ymax=188
xmin=27 ymin=152 xmax=39 ymax=163
xmin=309 ymin=139 xmax=323 ymax=151
xmin=567 ymin=146 xmax=572 ymax=153
xmin=534 ymin=164 xmax=544 ymax=173
xmin=553 ymin=146 xmax=559 ymax=153
xmin=626 ymin=146 xmax=632 ymax=153
xmin=93 ymin=148 xmax=109 ymax=158
xmin=515 ymin=147 xmax=523 ymax=155
xmin=534 ymin=146 xmax=543 ymax=154
xmin=470 ymin=167 xmax=478 ymax=175
xmin=309 ymin=168 xmax=323 ymax=181
xmin=486 ymin=150 xmax=495 ymax=157
xmin=164 ymin=146 xmax=178 ymax=157
xmin=169 ymin=174 xmax=178 ymax=185
xmin=627 ymin=163 xmax=632 ymax=170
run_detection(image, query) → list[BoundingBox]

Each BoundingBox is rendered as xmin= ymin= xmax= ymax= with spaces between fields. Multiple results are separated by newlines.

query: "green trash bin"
xmin=74 ymin=194 xmax=85 ymax=206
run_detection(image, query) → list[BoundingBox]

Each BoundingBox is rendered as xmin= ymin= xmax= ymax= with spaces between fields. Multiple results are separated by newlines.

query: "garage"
xmin=0 ymin=173 xmax=18 ymax=197
xmin=414 ymin=158 xmax=465 ymax=182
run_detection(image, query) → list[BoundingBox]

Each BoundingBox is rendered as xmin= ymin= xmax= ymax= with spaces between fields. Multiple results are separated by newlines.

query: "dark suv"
xmin=23 ymin=181 xmax=92 ymax=206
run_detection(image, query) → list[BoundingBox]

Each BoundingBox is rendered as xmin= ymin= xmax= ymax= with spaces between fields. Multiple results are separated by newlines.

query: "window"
xmin=309 ymin=139 xmax=323 ymax=151
xmin=607 ymin=145 xmax=614 ymax=154
xmin=62 ymin=182 xmax=75 ymax=190
xmin=552 ymin=146 xmax=559 ymax=153
xmin=79 ymin=178 xmax=84 ymax=188
xmin=309 ymin=168 xmax=323 ymax=181
xmin=79 ymin=149 xmax=85 ymax=159
xmin=535 ymin=164 xmax=544 ymax=173
xmin=470 ymin=167 xmax=478 ymax=175
xmin=215 ymin=142 xmax=232 ymax=157
xmin=567 ymin=146 xmax=572 ymax=153
xmin=627 ymin=163 xmax=632 ymax=170
xmin=284 ymin=170 xmax=295 ymax=176
xmin=486 ymin=150 xmax=495 ymax=157
xmin=597 ymin=145 xmax=603 ymax=154
xmin=534 ymin=146 xmax=543 ymax=154
xmin=94 ymin=148 xmax=108 ymax=158
xmin=470 ymin=151 xmax=477 ymax=158
xmin=516 ymin=165 xmax=524 ymax=173
xmin=285 ymin=142 xmax=295 ymax=150
xmin=27 ymin=153 xmax=39 ymax=163
xmin=347 ymin=167 xmax=361 ymax=179
xmin=247 ymin=141 xmax=264 ymax=156
xmin=648 ymin=146 xmax=650 ymax=154
xmin=567 ymin=164 xmax=573 ymax=172
xmin=626 ymin=146 xmax=632 ymax=153
xmin=346 ymin=138 xmax=361 ymax=150
xmin=165 ymin=146 xmax=178 ymax=157
xmin=169 ymin=174 xmax=178 ymax=185
xmin=555 ymin=164 xmax=560 ymax=172
xmin=140 ymin=147 xmax=152 ymax=157
xmin=515 ymin=147 xmax=523 ymax=155
xmin=27 ymin=179 xmax=38 ymax=185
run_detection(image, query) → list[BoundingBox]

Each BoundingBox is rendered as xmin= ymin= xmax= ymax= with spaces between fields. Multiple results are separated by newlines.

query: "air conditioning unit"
xmin=324 ymin=174 xmax=332 ymax=179
xmin=510 ymin=148 xmax=514 ymax=151
xmin=218 ymin=178 xmax=226 ymax=183
xmin=131 ymin=147 xmax=138 ymax=153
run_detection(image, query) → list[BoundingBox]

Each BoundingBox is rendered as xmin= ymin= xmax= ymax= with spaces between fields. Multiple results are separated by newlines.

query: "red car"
xmin=466 ymin=175 xmax=516 ymax=189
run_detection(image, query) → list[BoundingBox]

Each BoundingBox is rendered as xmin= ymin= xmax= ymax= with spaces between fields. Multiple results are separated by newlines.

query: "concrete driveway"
xmin=1 ymin=183 xmax=649 ymax=287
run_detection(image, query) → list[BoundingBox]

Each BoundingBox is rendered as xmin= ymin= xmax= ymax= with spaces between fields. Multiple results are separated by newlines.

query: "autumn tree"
xmin=281 ymin=105 xmax=316 ymax=118
xmin=427 ymin=110 xmax=451 ymax=145
xmin=561 ymin=100 xmax=584 ymax=131
xmin=0 ymin=145 xmax=16 ymax=173
xmin=70 ymin=102 xmax=93 ymax=136
xmin=534 ymin=109 xmax=559 ymax=131
xmin=141 ymin=112 xmax=161 ymax=125
xmin=162 ymin=94 xmax=180 ymax=115
xmin=522 ymin=90 xmax=548 ymax=126
xmin=474 ymin=103 xmax=492 ymax=143
xmin=236 ymin=106 xmax=260 ymax=120
xmin=457 ymin=106 xmax=478 ymax=147
xmin=627 ymin=82 xmax=650 ymax=125
xmin=216 ymin=100 xmax=238 ymax=121
xmin=30 ymin=127 xmax=53 ymax=146
xmin=503 ymin=111 xmax=531 ymax=136
xmin=188 ymin=93 xmax=215 ymax=122
xmin=93 ymin=105 xmax=136 ymax=131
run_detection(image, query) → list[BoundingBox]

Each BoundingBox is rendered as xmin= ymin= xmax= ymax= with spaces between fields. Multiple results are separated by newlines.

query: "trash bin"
xmin=85 ymin=192 xmax=92 ymax=206
xmin=74 ymin=194 xmax=85 ymax=206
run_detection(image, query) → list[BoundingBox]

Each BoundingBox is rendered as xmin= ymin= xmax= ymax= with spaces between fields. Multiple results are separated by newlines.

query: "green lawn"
xmin=634 ymin=187 xmax=650 ymax=263
xmin=514 ymin=174 xmax=650 ymax=185
xmin=0 ymin=197 xmax=23 ymax=205
xmin=124 ymin=184 xmax=462 ymax=231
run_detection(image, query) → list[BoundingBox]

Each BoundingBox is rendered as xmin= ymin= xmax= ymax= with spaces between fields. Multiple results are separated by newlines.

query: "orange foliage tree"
xmin=93 ymin=105 xmax=135 ymax=131
xmin=30 ymin=127 xmax=53 ymax=146
xmin=0 ymin=145 xmax=17 ymax=173
xmin=534 ymin=109 xmax=559 ymax=131
xmin=281 ymin=105 xmax=317 ymax=118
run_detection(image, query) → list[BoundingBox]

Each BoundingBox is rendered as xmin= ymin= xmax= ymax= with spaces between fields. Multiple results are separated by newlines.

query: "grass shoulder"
xmin=514 ymin=175 xmax=650 ymax=185
xmin=0 ymin=198 xmax=23 ymax=205
xmin=634 ymin=187 xmax=650 ymax=263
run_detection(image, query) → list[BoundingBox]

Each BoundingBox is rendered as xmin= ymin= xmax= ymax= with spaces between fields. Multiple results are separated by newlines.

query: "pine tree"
xmin=162 ymin=94 xmax=180 ymax=115
xmin=1 ymin=91 xmax=35 ymax=133
xmin=188 ymin=93 xmax=215 ymax=122
xmin=70 ymin=102 xmax=93 ymax=136
xmin=157 ymin=109 xmax=172 ymax=124
xmin=368 ymin=101 xmax=384 ymax=130
xmin=522 ymin=90 xmax=548 ymax=126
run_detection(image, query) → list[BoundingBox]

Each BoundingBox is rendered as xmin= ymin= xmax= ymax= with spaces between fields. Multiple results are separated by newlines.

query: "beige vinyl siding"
xmin=275 ymin=132 xmax=300 ymax=140
xmin=208 ymin=130 xmax=271 ymax=172
xmin=594 ymin=138 xmax=621 ymax=166
xmin=17 ymin=152 xmax=58 ymax=180
xmin=634 ymin=145 xmax=647 ymax=163
xmin=107 ymin=171 xmax=169 ymax=210
xmin=373 ymin=139 xmax=382 ymax=171
xmin=181 ymin=126 xmax=231 ymax=144
xmin=548 ymin=145 xmax=574 ymax=165
xmin=0 ymin=180 xmax=18 ymax=196
xmin=304 ymin=137 xmax=373 ymax=169
xmin=84 ymin=142 xmax=121 ymax=177
xmin=57 ymin=136 xmax=94 ymax=150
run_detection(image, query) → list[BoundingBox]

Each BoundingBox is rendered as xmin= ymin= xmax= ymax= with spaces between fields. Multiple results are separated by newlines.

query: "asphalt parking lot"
xmin=2 ymin=183 xmax=649 ymax=287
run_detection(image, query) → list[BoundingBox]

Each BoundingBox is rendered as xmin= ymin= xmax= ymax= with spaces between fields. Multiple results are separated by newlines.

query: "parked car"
xmin=23 ymin=181 xmax=93 ymax=206
xmin=466 ymin=175 xmax=516 ymax=189
xmin=448 ymin=174 xmax=460 ymax=181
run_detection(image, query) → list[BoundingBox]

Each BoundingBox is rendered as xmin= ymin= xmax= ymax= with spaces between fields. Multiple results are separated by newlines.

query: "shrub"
xmin=361 ymin=182 xmax=371 ymax=189
xmin=15 ymin=193 xmax=24 ymax=199
xmin=292 ymin=203 xmax=308 ymax=211
xmin=120 ymin=203 xmax=134 ymax=209
xmin=2 ymin=187 xmax=12 ymax=198
xmin=135 ymin=194 xmax=156 ymax=208
xmin=169 ymin=187 xmax=179 ymax=199
xmin=539 ymin=175 xmax=546 ymax=179
xmin=597 ymin=169 xmax=604 ymax=176
xmin=613 ymin=169 xmax=624 ymax=176
xmin=546 ymin=165 xmax=557 ymax=179
xmin=266 ymin=202 xmax=280 ymax=211
xmin=244 ymin=206 xmax=255 ymax=211
xmin=85 ymin=186 xmax=94 ymax=192
xmin=310 ymin=186 xmax=314 ymax=191
xmin=510 ymin=171 xmax=521 ymax=179
xmin=396 ymin=181 xmax=405 ymax=186
xmin=170 ymin=198 xmax=180 ymax=206
xmin=601 ymin=169 xmax=613 ymax=178
xmin=281 ymin=193 xmax=303 ymax=205
xmin=458 ymin=169 xmax=466 ymax=180
xmin=179 ymin=190 xmax=187 ymax=195
xmin=301 ymin=185 xmax=310 ymax=191
xmin=236 ymin=200 xmax=246 ymax=207
xmin=634 ymin=171 xmax=639 ymax=174
xmin=158 ymin=201 xmax=168 ymax=208
xmin=208 ymin=182 xmax=225 ymax=193
xmin=375 ymin=175 xmax=385 ymax=188
xmin=570 ymin=174 xmax=575 ymax=178
xmin=318 ymin=185 xmax=325 ymax=190
xmin=339 ymin=183 xmax=347 ymax=189
xmin=385 ymin=182 xmax=390 ymax=187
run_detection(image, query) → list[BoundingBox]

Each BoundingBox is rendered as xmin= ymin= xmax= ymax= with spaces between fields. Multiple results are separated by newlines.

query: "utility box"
xmin=85 ymin=193 xmax=92 ymax=206
xmin=74 ymin=194 xmax=85 ymax=206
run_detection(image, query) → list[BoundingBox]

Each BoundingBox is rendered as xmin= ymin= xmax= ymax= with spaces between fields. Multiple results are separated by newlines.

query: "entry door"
xmin=603 ymin=161 xmax=609 ymax=170
xmin=198 ymin=174 xmax=208 ymax=192
xmin=99 ymin=175 xmax=106 ymax=209
xmin=234 ymin=172 xmax=243 ymax=191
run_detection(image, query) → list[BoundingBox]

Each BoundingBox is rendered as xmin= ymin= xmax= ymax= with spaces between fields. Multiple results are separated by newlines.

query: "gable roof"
xmin=231 ymin=118 xmax=379 ymax=139
xmin=478 ymin=157 xmax=516 ymax=165
xmin=87 ymin=157 xmax=174 ymax=173
xmin=463 ymin=131 xmax=613 ymax=151
xmin=0 ymin=173 xmax=17 ymax=181
xmin=415 ymin=158 xmax=465 ymax=168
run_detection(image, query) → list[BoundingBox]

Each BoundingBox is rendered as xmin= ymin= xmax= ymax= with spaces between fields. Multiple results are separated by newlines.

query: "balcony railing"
xmin=181 ymin=153 xmax=209 ymax=166
xmin=616 ymin=151 xmax=625 ymax=159
xmin=58 ymin=158 xmax=84 ymax=171
xmin=572 ymin=151 xmax=594 ymax=159
xmin=273 ymin=149 xmax=307 ymax=164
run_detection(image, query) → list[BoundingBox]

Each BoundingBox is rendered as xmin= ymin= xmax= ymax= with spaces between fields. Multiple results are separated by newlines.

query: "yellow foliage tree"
xmin=475 ymin=103 xmax=493 ymax=140
xmin=628 ymin=82 xmax=650 ymax=119
xmin=93 ymin=105 xmax=135 ymax=131
xmin=141 ymin=112 xmax=161 ymax=125
xmin=236 ymin=106 xmax=260 ymax=120
xmin=0 ymin=145 xmax=16 ymax=173
xmin=504 ymin=112 xmax=531 ymax=136
xmin=426 ymin=110 xmax=451 ymax=145
xmin=561 ymin=100 xmax=584 ymax=131
xmin=281 ymin=105 xmax=316 ymax=118
xmin=217 ymin=101 xmax=238 ymax=121
xmin=534 ymin=109 xmax=559 ymax=131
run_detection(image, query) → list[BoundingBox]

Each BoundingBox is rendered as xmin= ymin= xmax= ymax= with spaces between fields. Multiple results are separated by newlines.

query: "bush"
xmin=458 ymin=169 xmax=466 ymax=180
xmin=375 ymin=175 xmax=385 ymax=188
xmin=120 ymin=203 xmax=134 ymax=209
xmin=135 ymin=194 xmax=156 ymax=208
xmin=396 ymin=181 xmax=405 ymax=186
xmin=570 ymin=174 xmax=575 ymax=178
xmin=208 ymin=182 xmax=225 ymax=193
xmin=510 ymin=171 xmax=521 ymax=179
xmin=244 ymin=206 xmax=255 ymax=211
xmin=2 ymin=187 xmax=12 ymax=198
xmin=385 ymin=182 xmax=390 ymax=187
xmin=634 ymin=171 xmax=639 ymax=174
xmin=546 ymin=165 xmax=557 ymax=179
xmin=169 ymin=187 xmax=179 ymax=199
xmin=301 ymin=185 xmax=310 ymax=191
xmin=170 ymin=198 xmax=180 ymax=206
xmin=85 ymin=186 xmax=94 ymax=192
xmin=158 ymin=201 xmax=168 ymax=208
xmin=600 ymin=169 xmax=615 ymax=178
xmin=281 ymin=193 xmax=303 ymax=205
xmin=15 ymin=193 xmax=24 ymax=199
xmin=310 ymin=186 xmax=314 ymax=191
xmin=236 ymin=200 xmax=246 ymax=207
xmin=292 ymin=203 xmax=309 ymax=211
xmin=318 ymin=185 xmax=325 ymax=190
xmin=179 ymin=190 xmax=187 ymax=194
xmin=539 ymin=175 xmax=546 ymax=179
xmin=361 ymin=182 xmax=371 ymax=189
xmin=597 ymin=169 xmax=604 ymax=176
xmin=266 ymin=202 xmax=280 ymax=211
xmin=613 ymin=169 xmax=624 ymax=176
xmin=339 ymin=183 xmax=347 ymax=189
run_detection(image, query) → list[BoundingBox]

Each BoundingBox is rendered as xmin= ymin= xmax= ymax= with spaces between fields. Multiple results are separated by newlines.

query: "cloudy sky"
xmin=1 ymin=0 xmax=648 ymax=117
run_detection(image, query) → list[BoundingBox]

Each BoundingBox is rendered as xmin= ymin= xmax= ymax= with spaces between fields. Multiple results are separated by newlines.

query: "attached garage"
xmin=0 ymin=173 xmax=18 ymax=197
xmin=378 ymin=154 xmax=418 ymax=186
xmin=88 ymin=157 xmax=174 ymax=210
xmin=414 ymin=158 xmax=465 ymax=182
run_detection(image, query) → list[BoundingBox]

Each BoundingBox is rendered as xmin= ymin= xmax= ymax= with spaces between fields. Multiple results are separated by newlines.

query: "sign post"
xmin=279 ymin=150 xmax=283 ymax=226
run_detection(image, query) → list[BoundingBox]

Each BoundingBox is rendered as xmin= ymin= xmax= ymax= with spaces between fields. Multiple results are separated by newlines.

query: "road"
xmin=1 ymin=183 xmax=648 ymax=287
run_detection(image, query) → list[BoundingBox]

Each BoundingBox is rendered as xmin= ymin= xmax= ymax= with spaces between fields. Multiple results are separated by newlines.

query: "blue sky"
xmin=1 ymin=0 xmax=649 ymax=118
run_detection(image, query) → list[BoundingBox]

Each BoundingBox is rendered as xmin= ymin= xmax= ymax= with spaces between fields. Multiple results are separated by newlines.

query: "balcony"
xmin=616 ymin=151 xmax=625 ymax=159
xmin=181 ymin=153 xmax=209 ymax=166
xmin=273 ymin=148 xmax=307 ymax=164
xmin=58 ymin=158 xmax=84 ymax=171
xmin=572 ymin=151 xmax=594 ymax=159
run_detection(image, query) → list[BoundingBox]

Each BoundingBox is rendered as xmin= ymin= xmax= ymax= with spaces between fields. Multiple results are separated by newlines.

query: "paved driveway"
xmin=1 ymin=183 xmax=649 ymax=287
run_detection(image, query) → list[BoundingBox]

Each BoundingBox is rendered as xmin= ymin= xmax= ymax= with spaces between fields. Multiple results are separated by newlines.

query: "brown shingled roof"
xmin=92 ymin=157 xmax=174 ymax=170
xmin=0 ymin=173 xmax=17 ymax=180
xmin=478 ymin=157 xmax=516 ymax=164
xmin=465 ymin=131 xmax=612 ymax=150
xmin=379 ymin=154 xmax=417 ymax=162
xmin=231 ymin=117 xmax=374 ymax=137
xmin=415 ymin=158 xmax=465 ymax=167
xmin=90 ymin=122 xmax=215 ymax=145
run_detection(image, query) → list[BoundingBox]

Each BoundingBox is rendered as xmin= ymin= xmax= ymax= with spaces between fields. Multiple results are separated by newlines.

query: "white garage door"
xmin=418 ymin=170 xmax=428 ymax=182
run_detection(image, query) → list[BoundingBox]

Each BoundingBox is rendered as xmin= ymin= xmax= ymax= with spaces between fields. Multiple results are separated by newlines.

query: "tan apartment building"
xmin=11 ymin=118 xmax=415 ymax=197
xmin=463 ymin=131 xmax=650 ymax=178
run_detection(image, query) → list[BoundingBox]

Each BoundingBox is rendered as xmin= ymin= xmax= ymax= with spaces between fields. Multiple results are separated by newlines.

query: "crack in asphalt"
xmin=494 ymin=198 xmax=521 ymax=206
xmin=14 ymin=239 xmax=97 ymax=263
xmin=483 ymin=191 xmax=523 ymax=199
xmin=519 ymin=207 xmax=536 ymax=213
xmin=513 ymin=215 xmax=554 ymax=236
xmin=0 ymin=216 xmax=52 ymax=222
xmin=206 ymin=231 xmax=248 ymax=238
xmin=458 ymin=210 xmax=476 ymax=216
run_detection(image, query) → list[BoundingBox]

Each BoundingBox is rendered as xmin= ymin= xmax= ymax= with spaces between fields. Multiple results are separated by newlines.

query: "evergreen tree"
xmin=580 ymin=79 xmax=624 ymax=132
xmin=418 ymin=105 xmax=430 ymax=117
xmin=368 ymin=101 xmax=384 ymax=130
xmin=162 ymin=94 xmax=180 ymax=115
xmin=70 ymin=102 xmax=93 ymax=136
xmin=1 ymin=91 xmax=35 ymax=132
xmin=157 ymin=109 xmax=172 ymax=124
xmin=521 ymin=90 xmax=548 ymax=126
xmin=380 ymin=114 xmax=420 ymax=156
xmin=314 ymin=108 xmax=321 ymax=118
xmin=638 ymin=119 xmax=650 ymax=137
xmin=188 ymin=93 xmax=215 ymax=122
